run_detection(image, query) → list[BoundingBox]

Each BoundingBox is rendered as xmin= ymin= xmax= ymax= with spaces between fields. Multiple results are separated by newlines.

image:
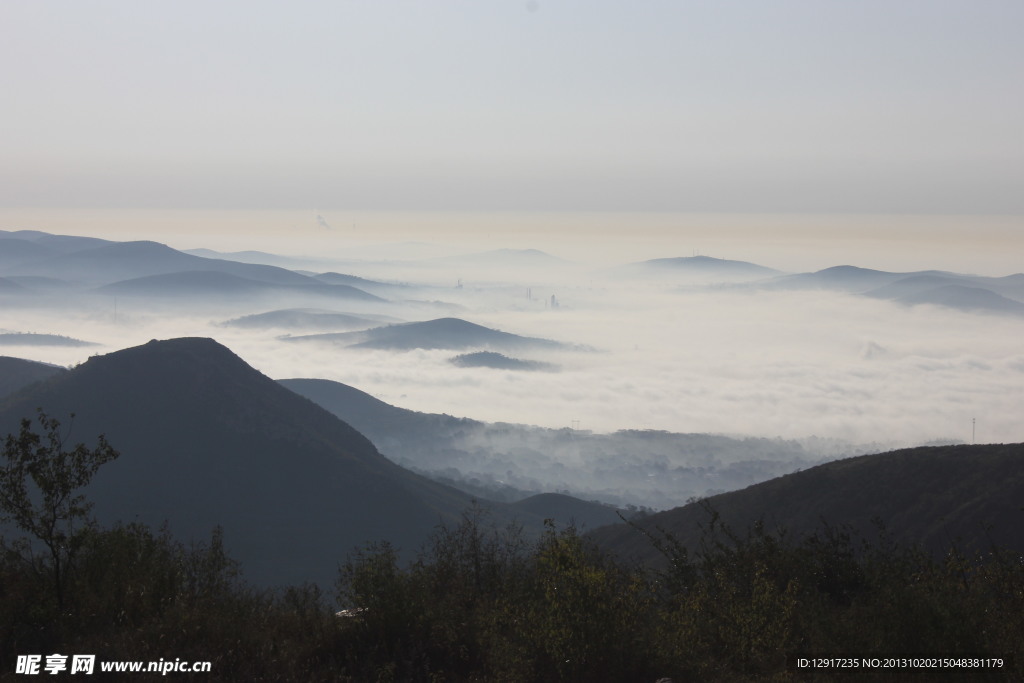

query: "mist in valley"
xmin=3 ymin=221 xmax=1022 ymax=510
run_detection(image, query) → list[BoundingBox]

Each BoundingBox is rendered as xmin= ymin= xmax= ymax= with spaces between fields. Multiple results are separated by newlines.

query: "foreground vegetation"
xmin=0 ymin=510 xmax=1020 ymax=681
xmin=2 ymin=414 xmax=1021 ymax=681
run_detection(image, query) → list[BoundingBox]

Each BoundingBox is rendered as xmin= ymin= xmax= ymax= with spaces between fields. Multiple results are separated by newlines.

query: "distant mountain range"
xmin=623 ymin=255 xmax=784 ymax=281
xmin=0 ymin=230 xmax=114 ymax=263
xmin=282 ymin=317 xmax=575 ymax=352
xmin=0 ymin=238 xmax=60 ymax=267
xmin=767 ymin=265 xmax=906 ymax=292
xmin=449 ymin=351 xmax=557 ymax=372
xmin=0 ymin=231 xmax=384 ymax=304
xmin=219 ymin=308 xmax=401 ymax=331
xmin=0 ymin=338 xmax=620 ymax=587
xmin=3 ymin=239 xmax=305 ymax=286
xmin=608 ymin=255 xmax=1024 ymax=316
xmin=311 ymin=271 xmax=409 ymax=296
xmin=4 ymin=229 xmax=1022 ymax=318
xmin=591 ymin=442 xmax=1024 ymax=565
xmin=0 ymin=333 xmax=98 ymax=347
xmin=97 ymin=270 xmax=384 ymax=302
xmin=765 ymin=266 xmax=1024 ymax=316
xmin=183 ymin=247 xmax=333 ymax=271
xmin=885 ymin=284 xmax=1024 ymax=315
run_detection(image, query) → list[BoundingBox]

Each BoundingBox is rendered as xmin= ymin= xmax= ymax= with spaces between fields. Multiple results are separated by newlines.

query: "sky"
xmin=3 ymin=0 xmax=1023 ymax=215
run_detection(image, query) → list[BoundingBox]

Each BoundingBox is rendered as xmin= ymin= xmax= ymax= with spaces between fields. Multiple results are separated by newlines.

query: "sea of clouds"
xmin=5 ymin=235 xmax=1022 ymax=452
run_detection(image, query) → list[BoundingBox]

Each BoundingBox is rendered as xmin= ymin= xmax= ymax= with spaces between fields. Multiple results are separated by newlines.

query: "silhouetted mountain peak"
xmin=0 ymin=337 xmax=612 ymax=586
xmin=70 ymin=337 xmax=355 ymax=435
xmin=0 ymin=336 xmax=472 ymax=585
xmin=414 ymin=317 xmax=486 ymax=333
xmin=84 ymin=336 xmax=241 ymax=372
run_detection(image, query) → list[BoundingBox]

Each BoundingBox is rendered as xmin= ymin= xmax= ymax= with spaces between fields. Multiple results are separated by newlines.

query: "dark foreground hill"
xmin=0 ymin=338 xmax=463 ymax=587
xmin=506 ymin=492 xmax=622 ymax=528
xmin=0 ymin=356 xmax=67 ymax=398
xmin=591 ymin=442 xmax=1024 ymax=566
xmin=0 ymin=338 xmax=596 ymax=588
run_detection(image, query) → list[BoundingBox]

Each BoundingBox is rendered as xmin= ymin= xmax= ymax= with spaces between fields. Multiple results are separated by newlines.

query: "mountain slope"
xmin=0 ymin=338 xmax=476 ymax=587
xmin=284 ymin=317 xmax=570 ymax=351
xmin=0 ymin=237 xmax=58 ymax=267
xmin=590 ymin=443 xmax=1024 ymax=566
xmin=219 ymin=308 xmax=398 ymax=331
xmin=864 ymin=273 xmax=973 ymax=300
xmin=864 ymin=274 xmax=1024 ymax=316
xmin=895 ymin=284 xmax=1024 ymax=315
xmin=279 ymin=378 xmax=830 ymax=510
xmin=3 ymin=237 xmax=330 ymax=287
xmin=449 ymin=351 xmax=557 ymax=371
xmin=0 ymin=230 xmax=113 ymax=255
xmin=631 ymin=255 xmax=782 ymax=281
xmin=312 ymin=272 xmax=407 ymax=294
xmin=767 ymin=265 xmax=917 ymax=292
xmin=506 ymin=493 xmax=622 ymax=530
xmin=97 ymin=270 xmax=383 ymax=301
xmin=0 ymin=356 xmax=67 ymax=399
xmin=0 ymin=333 xmax=97 ymax=347
xmin=277 ymin=377 xmax=475 ymax=453
xmin=0 ymin=339 xmax=615 ymax=586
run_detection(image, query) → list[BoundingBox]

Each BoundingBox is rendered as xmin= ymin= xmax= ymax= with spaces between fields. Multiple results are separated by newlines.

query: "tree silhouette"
xmin=0 ymin=410 xmax=119 ymax=610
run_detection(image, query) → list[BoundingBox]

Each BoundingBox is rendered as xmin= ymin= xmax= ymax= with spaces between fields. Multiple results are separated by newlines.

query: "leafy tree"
xmin=0 ymin=409 xmax=119 ymax=610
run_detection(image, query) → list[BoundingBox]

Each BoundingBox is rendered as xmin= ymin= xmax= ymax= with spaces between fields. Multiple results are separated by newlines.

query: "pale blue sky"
xmin=3 ymin=0 xmax=1022 ymax=212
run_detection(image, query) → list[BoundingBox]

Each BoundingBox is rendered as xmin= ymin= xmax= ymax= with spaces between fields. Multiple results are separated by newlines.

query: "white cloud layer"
xmin=5 ymin=247 xmax=1022 ymax=450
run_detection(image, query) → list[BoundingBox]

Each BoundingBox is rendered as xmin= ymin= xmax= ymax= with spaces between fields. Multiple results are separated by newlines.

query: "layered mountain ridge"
xmin=0 ymin=338 xmax=616 ymax=587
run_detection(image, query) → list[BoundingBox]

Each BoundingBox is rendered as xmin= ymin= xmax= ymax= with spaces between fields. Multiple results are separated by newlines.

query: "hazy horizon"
xmin=2 ymin=208 xmax=1022 ymax=278
xmin=3 ymin=219 xmax=1022 ymax=450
